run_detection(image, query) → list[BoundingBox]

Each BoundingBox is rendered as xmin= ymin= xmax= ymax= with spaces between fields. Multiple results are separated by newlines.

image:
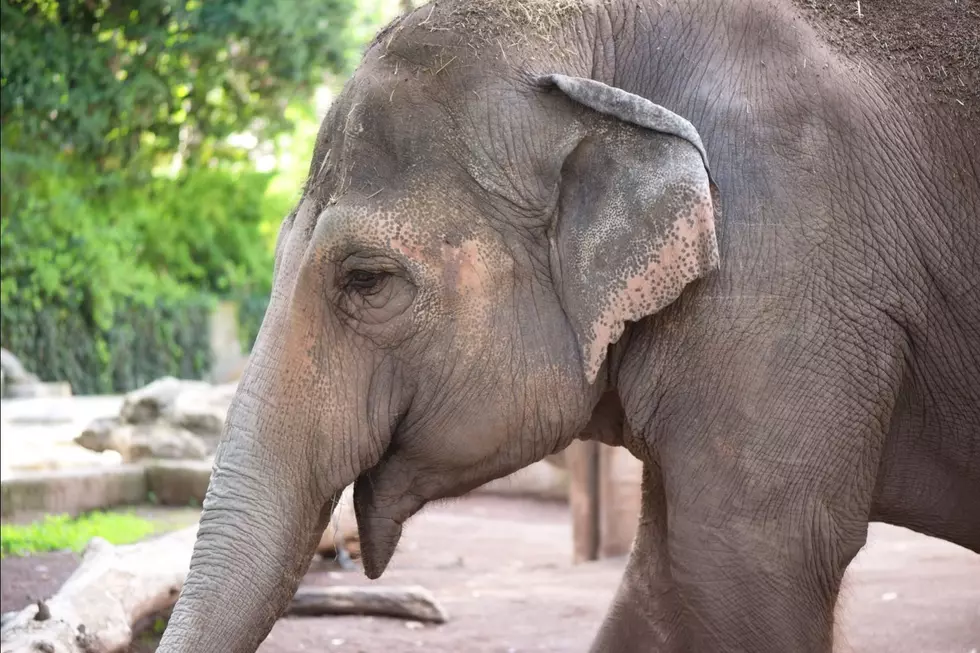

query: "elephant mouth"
xmin=351 ymin=454 xmax=516 ymax=578
xmin=352 ymin=467 xmax=426 ymax=579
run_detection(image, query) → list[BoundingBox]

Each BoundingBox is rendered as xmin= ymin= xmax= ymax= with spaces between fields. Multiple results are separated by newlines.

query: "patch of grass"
xmin=0 ymin=511 xmax=157 ymax=558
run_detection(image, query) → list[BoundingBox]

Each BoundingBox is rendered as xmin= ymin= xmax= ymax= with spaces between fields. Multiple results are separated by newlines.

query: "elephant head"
xmin=159 ymin=6 xmax=718 ymax=651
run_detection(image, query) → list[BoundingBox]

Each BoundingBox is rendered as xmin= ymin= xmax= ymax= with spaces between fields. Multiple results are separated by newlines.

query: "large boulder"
xmin=119 ymin=376 xmax=212 ymax=424
xmin=127 ymin=424 xmax=209 ymax=461
xmin=0 ymin=348 xmax=69 ymax=398
xmin=167 ymin=382 xmax=237 ymax=439
xmin=77 ymin=377 xmax=237 ymax=462
xmin=75 ymin=417 xmax=132 ymax=455
xmin=0 ymin=348 xmax=39 ymax=386
xmin=75 ymin=417 xmax=208 ymax=462
xmin=119 ymin=377 xmax=235 ymax=441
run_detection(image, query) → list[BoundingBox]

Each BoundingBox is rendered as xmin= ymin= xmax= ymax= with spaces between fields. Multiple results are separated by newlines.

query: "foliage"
xmin=0 ymin=0 xmax=403 ymax=390
xmin=0 ymin=0 xmax=374 ymax=172
xmin=1 ymin=292 xmax=214 ymax=394
xmin=128 ymin=167 xmax=277 ymax=296
xmin=0 ymin=511 xmax=157 ymax=557
xmin=0 ymin=146 xmax=269 ymax=392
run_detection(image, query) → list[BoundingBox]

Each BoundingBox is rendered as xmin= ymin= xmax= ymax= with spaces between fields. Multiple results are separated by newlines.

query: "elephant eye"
xmin=336 ymin=256 xmax=415 ymax=323
xmin=346 ymin=269 xmax=389 ymax=295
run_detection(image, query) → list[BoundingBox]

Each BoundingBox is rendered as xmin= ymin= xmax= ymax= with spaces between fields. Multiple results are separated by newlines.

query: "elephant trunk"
xmin=157 ymin=381 xmax=344 ymax=652
xmin=158 ymin=208 xmax=387 ymax=652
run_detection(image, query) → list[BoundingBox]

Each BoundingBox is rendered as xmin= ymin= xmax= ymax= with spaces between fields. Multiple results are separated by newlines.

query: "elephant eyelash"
xmin=345 ymin=269 xmax=390 ymax=295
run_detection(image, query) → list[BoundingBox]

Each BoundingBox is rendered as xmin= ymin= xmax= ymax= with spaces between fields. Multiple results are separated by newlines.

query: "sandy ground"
xmin=6 ymin=496 xmax=976 ymax=653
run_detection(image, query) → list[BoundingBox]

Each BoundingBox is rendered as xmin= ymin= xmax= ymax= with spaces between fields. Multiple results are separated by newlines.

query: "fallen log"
xmin=0 ymin=525 xmax=199 ymax=653
xmin=290 ymin=586 xmax=448 ymax=623
xmin=1 ymin=523 xmax=447 ymax=653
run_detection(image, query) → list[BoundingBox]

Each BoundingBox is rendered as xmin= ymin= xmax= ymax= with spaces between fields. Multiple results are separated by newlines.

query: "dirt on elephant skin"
xmin=792 ymin=0 xmax=980 ymax=121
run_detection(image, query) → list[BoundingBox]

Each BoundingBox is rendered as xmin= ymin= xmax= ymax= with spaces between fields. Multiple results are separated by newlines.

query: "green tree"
xmin=0 ymin=0 xmax=393 ymax=391
xmin=0 ymin=0 xmax=372 ymax=171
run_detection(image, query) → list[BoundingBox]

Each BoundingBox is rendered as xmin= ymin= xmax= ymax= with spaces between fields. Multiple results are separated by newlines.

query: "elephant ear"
xmin=539 ymin=74 xmax=719 ymax=384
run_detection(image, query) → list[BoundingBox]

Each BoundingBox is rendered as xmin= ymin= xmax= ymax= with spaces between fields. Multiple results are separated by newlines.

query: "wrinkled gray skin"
xmin=159 ymin=1 xmax=979 ymax=651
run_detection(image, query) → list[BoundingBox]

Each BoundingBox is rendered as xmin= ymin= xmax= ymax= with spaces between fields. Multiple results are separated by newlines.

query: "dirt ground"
xmin=3 ymin=495 xmax=978 ymax=652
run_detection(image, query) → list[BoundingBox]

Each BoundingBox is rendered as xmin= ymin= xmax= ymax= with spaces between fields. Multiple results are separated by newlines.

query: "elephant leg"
xmin=590 ymin=458 xmax=868 ymax=653
xmin=589 ymin=462 xmax=687 ymax=653
xmin=591 ymin=443 xmax=874 ymax=653
xmin=605 ymin=324 xmax=901 ymax=651
xmin=664 ymin=499 xmax=867 ymax=652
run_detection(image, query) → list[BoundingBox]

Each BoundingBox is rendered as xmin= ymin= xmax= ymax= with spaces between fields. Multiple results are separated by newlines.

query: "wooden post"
xmin=597 ymin=444 xmax=643 ymax=558
xmin=566 ymin=440 xmax=643 ymax=563
xmin=565 ymin=439 xmax=600 ymax=563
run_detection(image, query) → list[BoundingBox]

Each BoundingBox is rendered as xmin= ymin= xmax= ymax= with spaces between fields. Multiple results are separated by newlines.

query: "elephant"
xmin=159 ymin=0 xmax=979 ymax=651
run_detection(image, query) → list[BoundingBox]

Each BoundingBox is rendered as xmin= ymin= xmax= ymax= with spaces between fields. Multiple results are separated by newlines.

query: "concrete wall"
xmin=208 ymin=300 xmax=250 ymax=384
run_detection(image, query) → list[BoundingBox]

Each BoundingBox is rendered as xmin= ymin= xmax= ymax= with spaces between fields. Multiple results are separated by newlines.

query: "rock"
xmin=1 ymin=465 xmax=147 ymax=519
xmin=6 ymin=412 xmax=75 ymax=426
xmin=0 ymin=349 xmax=72 ymax=399
xmin=75 ymin=417 xmax=129 ymax=454
xmin=4 ymin=382 xmax=73 ymax=399
xmin=209 ymin=382 xmax=239 ymax=404
xmin=76 ymin=377 xmax=234 ymax=462
xmin=0 ymin=523 xmax=446 ymax=653
xmin=0 ymin=348 xmax=39 ymax=386
xmin=128 ymin=423 xmax=208 ymax=461
xmin=144 ymin=459 xmax=213 ymax=505
xmin=0 ymin=526 xmax=201 ymax=653
xmin=119 ymin=377 xmax=211 ymax=425
xmin=117 ymin=378 xmax=235 ymax=450
xmin=0 ymin=443 xmax=122 ymax=478
xmin=166 ymin=382 xmax=236 ymax=438
xmin=75 ymin=419 xmax=207 ymax=462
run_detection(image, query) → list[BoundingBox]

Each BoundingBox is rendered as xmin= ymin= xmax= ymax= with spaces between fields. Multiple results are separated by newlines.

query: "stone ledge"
xmin=0 ymin=460 xmax=218 ymax=520
xmin=1 ymin=465 xmax=147 ymax=520
xmin=144 ymin=459 xmax=213 ymax=506
xmin=4 ymin=381 xmax=73 ymax=399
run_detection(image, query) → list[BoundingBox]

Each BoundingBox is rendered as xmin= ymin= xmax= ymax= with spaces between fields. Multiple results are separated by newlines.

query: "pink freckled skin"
xmin=442 ymin=241 xmax=487 ymax=296
xmin=392 ymin=230 xmax=489 ymax=299
xmin=585 ymin=195 xmax=718 ymax=381
xmin=390 ymin=237 xmax=426 ymax=260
